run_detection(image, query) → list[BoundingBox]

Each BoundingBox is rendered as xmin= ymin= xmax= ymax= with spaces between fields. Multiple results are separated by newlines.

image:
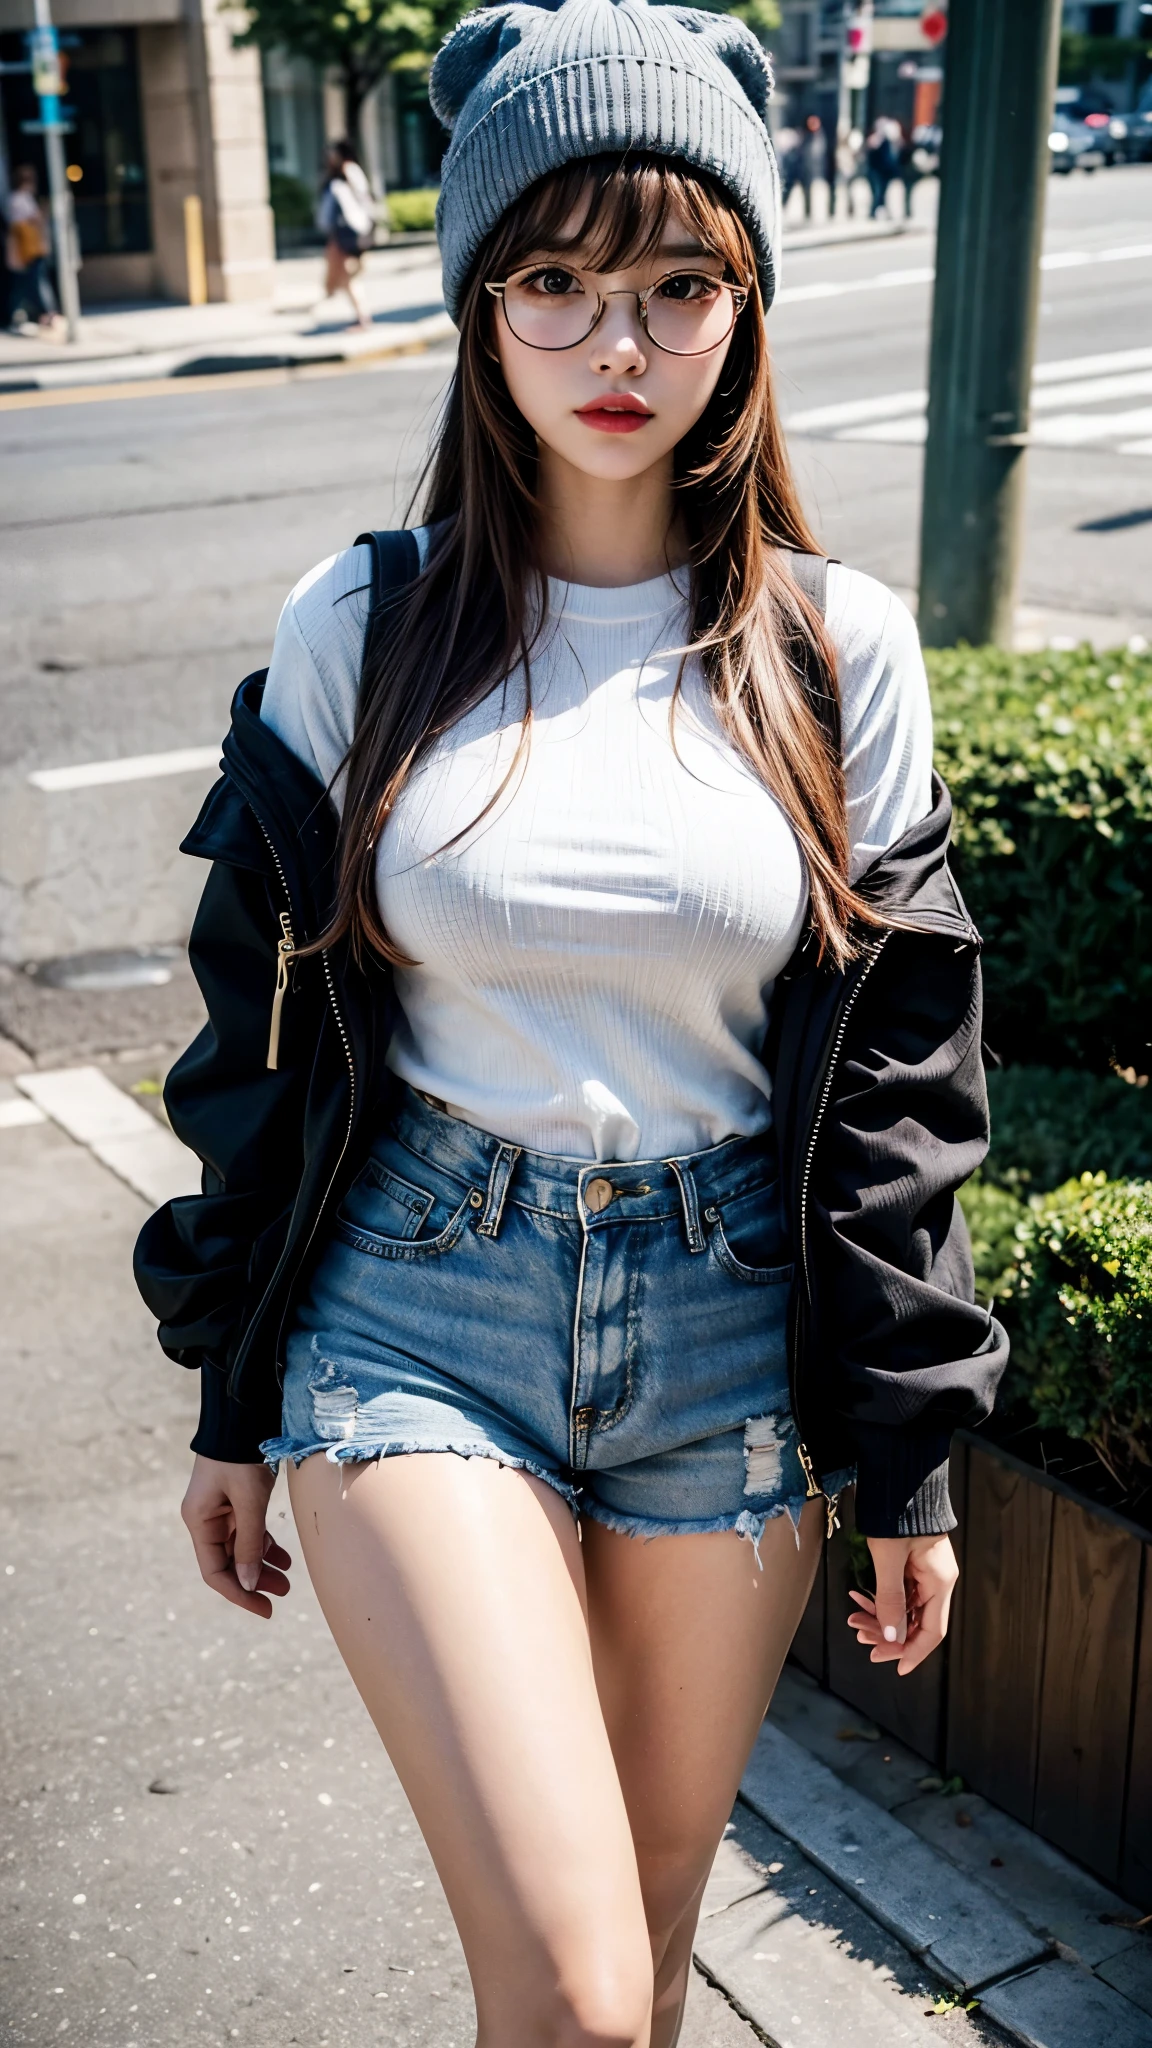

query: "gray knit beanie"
xmin=430 ymin=0 xmax=780 ymax=323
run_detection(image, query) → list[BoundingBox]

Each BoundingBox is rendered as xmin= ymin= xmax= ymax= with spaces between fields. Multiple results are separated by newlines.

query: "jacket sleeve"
xmin=132 ymin=784 xmax=323 ymax=1462
xmin=809 ymin=930 xmax=1008 ymax=1538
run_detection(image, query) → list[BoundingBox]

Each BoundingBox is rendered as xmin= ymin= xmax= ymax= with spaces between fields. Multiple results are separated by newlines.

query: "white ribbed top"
xmin=262 ymin=535 xmax=932 ymax=1161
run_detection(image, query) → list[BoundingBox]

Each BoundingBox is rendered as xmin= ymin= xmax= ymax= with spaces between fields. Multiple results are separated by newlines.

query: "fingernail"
xmin=237 ymin=1563 xmax=260 ymax=1593
xmin=883 ymin=1624 xmax=898 ymax=1642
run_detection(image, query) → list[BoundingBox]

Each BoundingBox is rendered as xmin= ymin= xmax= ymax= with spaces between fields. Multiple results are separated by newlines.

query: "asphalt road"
xmin=0 ymin=164 xmax=1149 ymax=973
xmin=0 ymin=1097 xmax=767 ymax=2048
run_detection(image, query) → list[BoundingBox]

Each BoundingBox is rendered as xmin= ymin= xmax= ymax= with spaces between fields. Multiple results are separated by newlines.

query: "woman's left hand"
xmin=846 ymin=1534 xmax=958 ymax=1676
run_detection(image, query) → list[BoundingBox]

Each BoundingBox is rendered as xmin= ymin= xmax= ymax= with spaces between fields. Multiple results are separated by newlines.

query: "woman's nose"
xmin=588 ymin=293 xmax=647 ymax=374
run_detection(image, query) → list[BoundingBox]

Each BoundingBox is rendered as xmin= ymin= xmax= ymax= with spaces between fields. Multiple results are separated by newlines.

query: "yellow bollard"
xmin=183 ymin=194 xmax=208 ymax=307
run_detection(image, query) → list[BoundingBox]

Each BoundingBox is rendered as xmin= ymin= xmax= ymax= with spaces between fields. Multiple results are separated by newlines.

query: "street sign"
xmin=29 ymin=23 xmax=62 ymax=97
xmin=846 ymin=7 xmax=873 ymax=56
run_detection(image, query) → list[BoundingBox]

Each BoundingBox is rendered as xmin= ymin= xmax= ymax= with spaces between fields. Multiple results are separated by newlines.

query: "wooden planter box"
xmin=790 ymin=1431 xmax=1152 ymax=1906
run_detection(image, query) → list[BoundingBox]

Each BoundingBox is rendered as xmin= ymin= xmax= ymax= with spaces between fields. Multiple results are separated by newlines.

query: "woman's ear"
xmin=430 ymin=5 xmax=535 ymax=128
xmin=664 ymin=6 xmax=774 ymax=126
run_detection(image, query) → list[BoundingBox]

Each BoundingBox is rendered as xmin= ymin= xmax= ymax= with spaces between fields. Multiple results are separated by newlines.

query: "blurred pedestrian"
xmin=865 ymin=116 xmax=901 ymax=218
xmin=775 ymin=123 xmax=802 ymax=207
xmin=796 ymin=112 xmax=828 ymax=219
xmin=5 ymin=165 xmax=62 ymax=335
xmin=903 ymin=123 xmax=941 ymax=219
xmin=835 ymin=119 xmax=863 ymax=216
xmin=137 ymin=1 xmax=1002 ymax=2040
xmin=316 ymin=139 xmax=375 ymax=330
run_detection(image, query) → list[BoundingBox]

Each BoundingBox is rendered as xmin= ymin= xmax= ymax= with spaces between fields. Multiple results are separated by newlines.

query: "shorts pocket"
xmin=334 ymin=1153 xmax=475 ymax=1261
xmin=706 ymin=1182 xmax=793 ymax=1286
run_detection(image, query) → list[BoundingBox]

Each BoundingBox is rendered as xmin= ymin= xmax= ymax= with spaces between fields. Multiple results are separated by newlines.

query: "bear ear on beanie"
xmin=430 ymin=4 xmax=537 ymax=129
xmin=663 ymin=5 xmax=773 ymax=124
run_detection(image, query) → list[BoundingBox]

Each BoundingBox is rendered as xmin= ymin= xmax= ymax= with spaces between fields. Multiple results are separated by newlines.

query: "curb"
xmin=705 ymin=1719 xmax=1152 ymax=2048
xmin=0 ymin=310 xmax=457 ymax=399
xmin=782 ymin=217 xmax=929 ymax=253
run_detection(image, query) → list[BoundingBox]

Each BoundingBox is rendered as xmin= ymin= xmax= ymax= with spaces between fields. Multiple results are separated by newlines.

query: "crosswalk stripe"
xmin=784 ymin=345 xmax=1152 ymax=453
xmin=774 ymin=242 xmax=1151 ymax=312
xmin=28 ymin=744 xmax=220 ymax=792
xmin=1030 ymin=406 xmax=1152 ymax=447
xmin=1032 ymin=370 xmax=1152 ymax=411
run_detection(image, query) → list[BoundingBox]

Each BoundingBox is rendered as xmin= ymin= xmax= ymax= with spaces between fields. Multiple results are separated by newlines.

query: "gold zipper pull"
xmin=266 ymin=912 xmax=296 ymax=1070
xmin=796 ymin=1439 xmax=823 ymax=1500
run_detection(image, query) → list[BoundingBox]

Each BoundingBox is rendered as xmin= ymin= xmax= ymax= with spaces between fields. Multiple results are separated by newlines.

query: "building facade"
xmin=0 ymin=0 xmax=275 ymax=302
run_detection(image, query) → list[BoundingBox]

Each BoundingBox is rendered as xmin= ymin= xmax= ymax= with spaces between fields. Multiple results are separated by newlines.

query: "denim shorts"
xmin=262 ymin=1086 xmax=851 ymax=1548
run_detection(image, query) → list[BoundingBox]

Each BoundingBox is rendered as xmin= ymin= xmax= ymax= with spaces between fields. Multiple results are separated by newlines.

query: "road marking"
xmin=1030 ymin=405 xmax=1152 ymax=447
xmin=784 ymin=388 xmax=926 ymax=434
xmin=15 ymin=1066 xmax=200 ymax=1206
xmin=778 ymin=266 xmax=935 ymax=305
xmin=29 ymin=745 xmax=220 ymax=792
xmin=1032 ymin=369 xmax=1152 ymax=410
xmin=773 ymin=241 xmax=1151 ymax=311
xmin=0 ymin=1097 xmax=47 ymax=1128
xmin=0 ymin=346 xmax=458 ymax=412
xmin=785 ymin=346 xmax=1152 ymax=453
xmin=1033 ymin=346 xmax=1152 ymax=382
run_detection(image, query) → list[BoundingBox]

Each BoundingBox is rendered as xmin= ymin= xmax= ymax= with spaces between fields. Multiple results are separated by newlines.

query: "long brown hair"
xmin=325 ymin=153 xmax=880 ymax=970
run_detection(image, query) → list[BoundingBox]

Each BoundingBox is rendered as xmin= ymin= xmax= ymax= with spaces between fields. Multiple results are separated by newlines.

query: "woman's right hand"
xmin=181 ymin=1455 xmax=292 ymax=1618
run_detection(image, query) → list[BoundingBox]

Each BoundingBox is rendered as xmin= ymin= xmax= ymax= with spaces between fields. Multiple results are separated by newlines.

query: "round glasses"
xmin=485 ymin=264 xmax=750 ymax=356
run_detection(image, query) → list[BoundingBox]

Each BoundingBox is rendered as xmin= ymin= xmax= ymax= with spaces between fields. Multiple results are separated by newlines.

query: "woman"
xmin=136 ymin=2 xmax=1006 ymax=2041
xmin=5 ymin=164 xmax=60 ymax=333
xmin=317 ymin=138 xmax=374 ymax=329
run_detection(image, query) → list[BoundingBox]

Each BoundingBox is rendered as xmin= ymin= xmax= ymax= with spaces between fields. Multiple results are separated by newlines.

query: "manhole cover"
xmin=28 ymin=947 xmax=184 ymax=992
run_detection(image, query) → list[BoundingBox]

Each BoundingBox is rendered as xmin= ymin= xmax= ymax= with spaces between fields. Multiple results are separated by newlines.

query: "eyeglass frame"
xmin=483 ymin=264 xmax=751 ymax=356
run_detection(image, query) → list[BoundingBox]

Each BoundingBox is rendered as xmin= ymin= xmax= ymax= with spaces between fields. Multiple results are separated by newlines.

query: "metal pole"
xmin=917 ymin=0 xmax=1062 ymax=648
xmin=30 ymin=0 xmax=81 ymax=343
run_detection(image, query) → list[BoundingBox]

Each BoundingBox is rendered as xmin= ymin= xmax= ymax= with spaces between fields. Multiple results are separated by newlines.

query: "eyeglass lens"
xmin=501 ymin=268 xmax=738 ymax=354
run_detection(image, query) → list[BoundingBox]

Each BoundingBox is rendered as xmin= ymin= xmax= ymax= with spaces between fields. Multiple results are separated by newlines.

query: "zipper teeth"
xmin=253 ymin=814 xmax=293 ymax=916
xmin=243 ymin=797 xmax=358 ymax=1386
xmin=797 ymin=936 xmax=888 ymax=1303
xmin=321 ymin=946 xmax=356 ymax=1140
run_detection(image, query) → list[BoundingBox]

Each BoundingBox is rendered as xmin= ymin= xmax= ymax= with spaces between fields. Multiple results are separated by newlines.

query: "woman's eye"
xmin=656 ymin=271 xmax=721 ymax=303
xmin=522 ymin=267 xmax=583 ymax=297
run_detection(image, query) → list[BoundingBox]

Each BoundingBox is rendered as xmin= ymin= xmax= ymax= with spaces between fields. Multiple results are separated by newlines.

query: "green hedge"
xmin=974 ymin=1174 xmax=1152 ymax=1488
xmin=984 ymin=1067 xmax=1152 ymax=1192
xmin=386 ymin=188 xmax=439 ymax=234
xmin=927 ymin=644 xmax=1152 ymax=1072
xmin=269 ymin=172 xmax=315 ymax=231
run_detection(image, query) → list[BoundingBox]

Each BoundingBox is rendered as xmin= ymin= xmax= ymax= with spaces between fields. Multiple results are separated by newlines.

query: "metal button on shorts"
xmin=261 ymin=1083 xmax=854 ymax=1546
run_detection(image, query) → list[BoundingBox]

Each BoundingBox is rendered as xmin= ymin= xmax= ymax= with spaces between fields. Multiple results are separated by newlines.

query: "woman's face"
xmin=493 ymin=206 xmax=743 ymax=486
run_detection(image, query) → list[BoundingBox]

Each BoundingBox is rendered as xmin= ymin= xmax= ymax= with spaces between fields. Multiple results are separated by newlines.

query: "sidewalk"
xmin=0 ymin=215 xmax=927 ymax=398
xmin=4 ymin=997 xmax=1152 ymax=2048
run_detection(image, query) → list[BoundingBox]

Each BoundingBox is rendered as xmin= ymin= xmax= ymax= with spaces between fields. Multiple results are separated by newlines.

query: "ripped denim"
xmin=261 ymin=1084 xmax=854 ymax=1553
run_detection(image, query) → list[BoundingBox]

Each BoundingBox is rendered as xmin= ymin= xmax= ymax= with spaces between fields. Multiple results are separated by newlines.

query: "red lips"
xmin=576 ymin=394 xmax=652 ymax=434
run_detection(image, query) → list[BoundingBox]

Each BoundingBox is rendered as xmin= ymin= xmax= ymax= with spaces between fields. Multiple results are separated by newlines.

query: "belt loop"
xmin=477 ymin=1142 xmax=521 ymax=1238
xmin=668 ymin=1158 xmax=706 ymax=1255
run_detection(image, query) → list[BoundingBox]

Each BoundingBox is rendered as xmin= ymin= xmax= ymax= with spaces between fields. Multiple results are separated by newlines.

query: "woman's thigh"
xmin=287 ymin=1449 xmax=653 ymax=2046
xmin=583 ymin=1501 xmax=823 ymax=1940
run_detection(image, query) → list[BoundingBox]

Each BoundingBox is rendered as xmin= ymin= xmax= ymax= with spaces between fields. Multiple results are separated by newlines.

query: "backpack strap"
xmin=355 ymin=527 xmax=423 ymax=681
xmin=784 ymin=549 xmax=832 ymax=618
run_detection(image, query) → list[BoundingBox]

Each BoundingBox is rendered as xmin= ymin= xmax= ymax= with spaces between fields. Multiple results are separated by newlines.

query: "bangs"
xmin=485 ymin=153 xmax=757 ymax=286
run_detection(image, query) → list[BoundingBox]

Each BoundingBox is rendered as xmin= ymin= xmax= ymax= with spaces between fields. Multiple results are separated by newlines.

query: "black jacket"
xmin=134 ymin=574 xmax=1007 ymax=1538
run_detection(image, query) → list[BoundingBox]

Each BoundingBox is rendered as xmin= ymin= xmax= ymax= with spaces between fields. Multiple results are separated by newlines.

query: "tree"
xmin=235 ymin=0 xmax=466 ymax=151
xmin=236 ymin=0 xmax=781 ymax=163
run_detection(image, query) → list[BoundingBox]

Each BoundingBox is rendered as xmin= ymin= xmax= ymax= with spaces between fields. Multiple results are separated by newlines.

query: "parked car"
xmin=1117 ymin=77 xmax=1152 ymax=163
xmin=1048 ymin=111 xmax=1108 ymax=173
xmin=1053 ymin=84 xmax=1139 ymax=165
